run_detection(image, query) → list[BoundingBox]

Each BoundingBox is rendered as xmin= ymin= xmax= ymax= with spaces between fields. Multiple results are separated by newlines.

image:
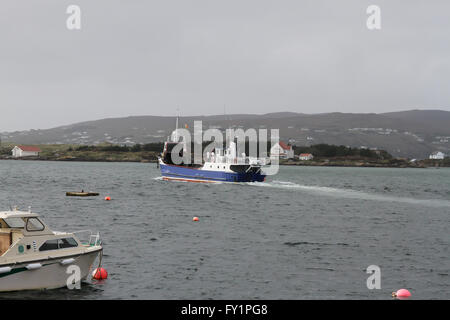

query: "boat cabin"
xmin=0 ymin=211 xmax=55 ymax=256
xmin=0 ymin=210 xmax=90 ymax=261
xmin=0 ymin=209 xmax=103 ymax=292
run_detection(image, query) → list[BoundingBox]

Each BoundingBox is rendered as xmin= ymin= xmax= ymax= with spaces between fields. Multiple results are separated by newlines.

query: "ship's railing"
xmin=206 ymin=154 xmax=270 ymax=165
xmin=208 ymin=156 xmax=246 ymax=164
xmin=72 ymin=230 xmax=102 ymax=246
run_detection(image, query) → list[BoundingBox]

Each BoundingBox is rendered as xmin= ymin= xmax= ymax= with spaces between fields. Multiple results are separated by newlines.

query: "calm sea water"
xmin=0 ymin=161 xmax=448 ymax=299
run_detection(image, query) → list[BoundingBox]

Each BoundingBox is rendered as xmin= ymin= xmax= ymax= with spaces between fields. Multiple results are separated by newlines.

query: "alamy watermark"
xmin=66 ymin=264 xmax=81 ymax=289
xmin=366 ymin=5 xmax=381 ymax=30
xmin=366 ymin=265 xmax=381 ymax=289
xmin=66 ymin=5 xmax=81 ymax=30
xmin=65 ymin=5 xmax=382 ymax=33
xmin=168 ymin=121 xmax=280 ymax=175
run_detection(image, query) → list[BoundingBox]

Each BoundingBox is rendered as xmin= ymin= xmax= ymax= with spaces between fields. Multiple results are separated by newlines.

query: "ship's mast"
xmin=172 ymin=108 xmax=179 ymax=142
xmin=224 ymin=104 xmax=230 ymax=145
xmin=175 ymin=114 xmax=179 ymax=141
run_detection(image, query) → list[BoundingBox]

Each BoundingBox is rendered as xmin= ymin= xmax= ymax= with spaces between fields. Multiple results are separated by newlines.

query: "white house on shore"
xmin=299 ymin=153 xmax=314 ymax=161
xmin=429 ymin=151 xmax=445 ymax=160
xmin=11 ymin=145 xmax=41 ymax=158
xmin=270 ymin=142 xmax=294 ymax=159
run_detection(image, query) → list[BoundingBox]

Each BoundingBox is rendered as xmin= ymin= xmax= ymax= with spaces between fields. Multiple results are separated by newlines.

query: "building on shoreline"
xmin=11 ymin=145 xmax=41 ymax=158
xmin=270 ymin=142 xmax=294 ymax=159
xmin=299 ymin=153 xmax=314 ymax=161
xmin=429 ymin=151 xmax=445 ymax=160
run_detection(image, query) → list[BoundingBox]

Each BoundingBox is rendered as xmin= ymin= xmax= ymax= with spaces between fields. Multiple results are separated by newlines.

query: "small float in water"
xmin=0 ymin=207 xmax=103 ymax=292
xmin=66 ymin=191 xmax=99 ymax=197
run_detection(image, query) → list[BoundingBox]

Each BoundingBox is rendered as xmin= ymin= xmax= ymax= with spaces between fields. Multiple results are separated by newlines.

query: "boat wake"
xmin=248 ymin=180 xmax=450 ymax=208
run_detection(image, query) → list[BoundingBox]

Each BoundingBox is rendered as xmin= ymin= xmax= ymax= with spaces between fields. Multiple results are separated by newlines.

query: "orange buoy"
xmin=392 ymin=289 xmax=411 ymax=299
xmin=193 ymin=217 xmax=199 ymax=222
xmin=105 ymin=196 xmax=111 ymax=201
xmin=92 ymin=267 xmax=108 ymax=280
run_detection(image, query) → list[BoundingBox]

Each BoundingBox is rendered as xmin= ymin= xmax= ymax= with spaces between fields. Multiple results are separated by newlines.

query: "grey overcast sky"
xmin=1 ymin=0 xmax=449 ymax=131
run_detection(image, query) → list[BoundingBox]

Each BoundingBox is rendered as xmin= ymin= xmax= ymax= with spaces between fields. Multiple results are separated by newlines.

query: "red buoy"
xmin=92 ymin=267 xmax=108 ymax=280
xmin=392 ymin=289 xmax=411 ymax=299
xmin=105 ymin=196 xmax=111 ymax=201
xmin=193 ymin=217 xmax=199 ymax=222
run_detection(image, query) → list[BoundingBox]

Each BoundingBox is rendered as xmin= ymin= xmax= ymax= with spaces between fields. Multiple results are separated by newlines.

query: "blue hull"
xmin=160 ymin=164 xmax=265 ymax=183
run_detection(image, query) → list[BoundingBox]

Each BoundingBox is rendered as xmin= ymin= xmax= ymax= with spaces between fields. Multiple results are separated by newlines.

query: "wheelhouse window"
xmin=26 ymin=218 xmax=45 ymax=232
xmin=39 ymin=238 xmax=78 ymax=251
xmin=3 ymin=217 xmax=25 ymax=229
xmin=39 ymin=239 xmax=58 ymax=251
xmin=59 ymin=238 xmax=78 ymax=248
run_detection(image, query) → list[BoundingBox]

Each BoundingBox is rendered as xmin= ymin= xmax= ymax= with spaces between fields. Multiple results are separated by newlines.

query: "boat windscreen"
xmin=165 ymin=142 xmax=178 ymax=152
xmin=229 ymin=165 xmax=251 ymax=173
xmin=3 ymin=217 xmax=25 ymax=228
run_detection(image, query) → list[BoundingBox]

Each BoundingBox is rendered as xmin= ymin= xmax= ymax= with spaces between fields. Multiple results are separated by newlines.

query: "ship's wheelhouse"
xmin=0 ymin=213 xmax=52 ymax=256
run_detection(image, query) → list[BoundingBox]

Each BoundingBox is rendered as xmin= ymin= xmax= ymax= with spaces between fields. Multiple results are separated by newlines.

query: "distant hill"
xmin=381 ymin=110 xmax=450 ymax=130
xmin=1 ymin=110 xmax=449 ymax=159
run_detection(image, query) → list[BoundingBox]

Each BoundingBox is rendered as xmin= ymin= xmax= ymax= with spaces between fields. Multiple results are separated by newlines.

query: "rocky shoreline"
xmin=1 ymin=155 xmax=449 ymax=168
xmin=1 ymin=143 xmax=448 ymax=167
xmin=279 ymin=158 xmax=449 ymax=168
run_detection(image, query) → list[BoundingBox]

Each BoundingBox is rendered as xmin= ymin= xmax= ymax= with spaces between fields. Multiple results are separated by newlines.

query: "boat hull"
xmin=160 ymin=163 xmax=265 ymax=183
xmin=66 ymin=192 xmax=99 ymax=197
xmin=0 ymin=249 xmax=101 ymax=292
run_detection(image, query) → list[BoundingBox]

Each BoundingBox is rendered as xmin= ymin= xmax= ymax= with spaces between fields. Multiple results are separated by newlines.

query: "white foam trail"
xmin=152 ymin=176 xmax=225 ymax=184
xmin=248 ymin=180 xmax=450 ymax=208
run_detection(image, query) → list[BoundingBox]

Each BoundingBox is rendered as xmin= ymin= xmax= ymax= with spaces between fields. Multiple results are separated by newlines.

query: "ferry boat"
xmin=0 ymin=208 xmax=102 ymax=292
xmin=158 ymin=121 xmax=267 ymax=183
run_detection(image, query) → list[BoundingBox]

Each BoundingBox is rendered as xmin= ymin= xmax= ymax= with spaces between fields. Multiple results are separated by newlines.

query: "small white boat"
xmin=0 ymin=208 xmax=103 ymax=292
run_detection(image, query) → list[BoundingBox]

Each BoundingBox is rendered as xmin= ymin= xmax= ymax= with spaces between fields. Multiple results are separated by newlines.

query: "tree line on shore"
xmin=293 ymin=144 xmax=392 ymax=159
xmin=0 ymin=142 xmax=401 ymax=160
xmin=70 ymin=143 xmax=165 ymax=153
xmin=2 ymin=142 xmax=449 ymax=165
xmin=66 ymin=142 xmax=393 ymax=160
